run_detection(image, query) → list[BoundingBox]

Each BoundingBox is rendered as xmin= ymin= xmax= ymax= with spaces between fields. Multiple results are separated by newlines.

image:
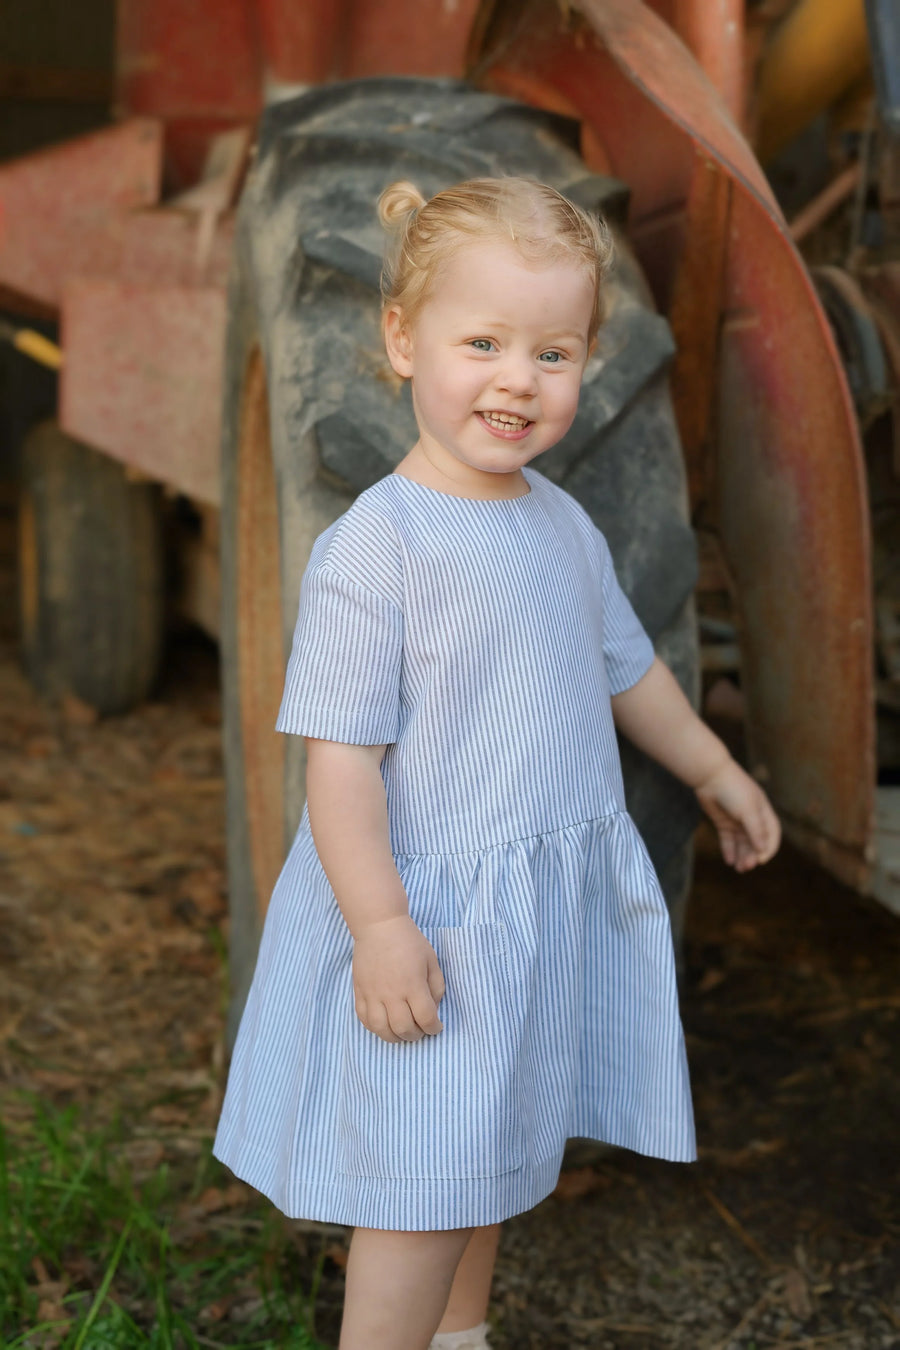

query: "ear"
xmin=383 ymin=305 xmax=414 ymax=379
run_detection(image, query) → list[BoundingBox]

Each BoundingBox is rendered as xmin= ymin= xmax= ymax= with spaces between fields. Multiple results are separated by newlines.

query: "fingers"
xmin=427 ymin=958 xmax=446 ymax=1007
xmin=733 ymin=831 xmax=761 ymax=872
xmin=754 ymin=796 xmax=782 ymax=863
xmin=734 ymin=792 xmax=782 ymax=869
xmin=355 ymin=998 xmax=399 ymax=1043
xmin=700 ymin=768 xmax=782 ymax=871
xmin=355 ymin=988 xmax=444 ymax=1043
xmin=718 ymin=823 xmax=737 ymax=868
xmin=719 ymin=805 xmax=782 ymax=872
xmin=407 ymin=985 xmax=443 ymax=1037
xmin=352 ymin=926 xmax=447 ymax=1042
xmin=384 ymin=991 xmax=443 ymax=1041
xmin=718 ymin=826 xmax=762 ymax=872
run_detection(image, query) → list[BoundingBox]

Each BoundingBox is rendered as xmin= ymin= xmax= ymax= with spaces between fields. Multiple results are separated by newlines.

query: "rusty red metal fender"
xmin=476 ymin=0 xmax=874 ymax=889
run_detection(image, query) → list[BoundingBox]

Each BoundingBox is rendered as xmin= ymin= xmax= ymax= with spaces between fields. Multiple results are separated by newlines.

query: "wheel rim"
xmin=236 ymin=347 xmax=286 ymax=919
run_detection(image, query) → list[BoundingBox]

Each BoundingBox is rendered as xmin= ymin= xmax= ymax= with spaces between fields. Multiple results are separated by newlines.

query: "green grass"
xmin=0 ymin=1097 xmax=334 ymax=1349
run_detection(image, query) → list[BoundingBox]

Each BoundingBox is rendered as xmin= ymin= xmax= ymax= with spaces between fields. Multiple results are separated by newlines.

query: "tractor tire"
xmin=17 ymin=421 xmax=165 ymax=715
xmin=221 ymin=79 xmax=699 ymax=1034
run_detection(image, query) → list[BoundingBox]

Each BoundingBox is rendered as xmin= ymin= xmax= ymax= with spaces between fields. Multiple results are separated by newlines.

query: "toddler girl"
xmin=214 ymin=176 xmax=781 ymax=1350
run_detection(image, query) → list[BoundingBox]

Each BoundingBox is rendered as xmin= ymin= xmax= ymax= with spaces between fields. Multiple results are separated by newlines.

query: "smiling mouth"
xmin=479 ymin=410 xmax=533 ymax=432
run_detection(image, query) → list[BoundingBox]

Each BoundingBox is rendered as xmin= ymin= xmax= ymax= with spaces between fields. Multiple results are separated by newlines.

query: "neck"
xmin=393 ymin=444 xmax=531 ymax=500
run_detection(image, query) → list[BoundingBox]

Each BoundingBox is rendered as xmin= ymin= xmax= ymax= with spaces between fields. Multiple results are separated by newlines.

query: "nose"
xmin=496 ymin=352 xmax=537 ymax=399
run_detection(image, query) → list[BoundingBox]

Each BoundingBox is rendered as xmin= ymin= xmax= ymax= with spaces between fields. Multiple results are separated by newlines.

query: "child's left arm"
xmin=611 ymin=656 xmax=781 ymax=872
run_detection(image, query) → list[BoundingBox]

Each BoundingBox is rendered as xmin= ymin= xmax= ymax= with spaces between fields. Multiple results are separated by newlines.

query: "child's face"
xmin=385 ymin=239 xmax=594 ymax=489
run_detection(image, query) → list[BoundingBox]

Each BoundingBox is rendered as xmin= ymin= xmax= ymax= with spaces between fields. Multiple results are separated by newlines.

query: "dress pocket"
xmin=337 ymin=921 xmax=526 ymax=1181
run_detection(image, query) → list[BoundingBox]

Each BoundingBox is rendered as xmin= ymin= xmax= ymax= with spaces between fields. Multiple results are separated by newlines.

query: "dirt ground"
xmin=1 ymin=524 xmax=899 ymax=1347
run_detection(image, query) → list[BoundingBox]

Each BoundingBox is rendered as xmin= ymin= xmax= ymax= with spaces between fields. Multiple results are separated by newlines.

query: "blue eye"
xmin=470 ymin=339 xmax=494 ymax=352
xmin=539 ymin=350 xmax=562 ymax=363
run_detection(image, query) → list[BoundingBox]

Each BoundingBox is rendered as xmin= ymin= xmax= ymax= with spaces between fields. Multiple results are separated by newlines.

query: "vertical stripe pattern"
xmin=214 ymin=467 xmax=696 ymax=1231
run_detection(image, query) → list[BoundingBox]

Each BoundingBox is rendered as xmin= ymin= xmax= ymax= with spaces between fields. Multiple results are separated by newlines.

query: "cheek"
xmin=434 ymin=365 xmax=482 ymax=412
xmin=545 ymin=378 xmax=582 ymax=422
xmin=414 ymin=355 xmax=489 ymax=422
xmin=413 ymin=360 xmax=447 ymax=406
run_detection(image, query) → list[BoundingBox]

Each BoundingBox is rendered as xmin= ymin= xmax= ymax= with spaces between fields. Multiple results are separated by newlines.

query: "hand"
xmin=351 ymin=915 xmax=446 ymax=1043
xmin=695 ymin=756 xmax=781 ymax=872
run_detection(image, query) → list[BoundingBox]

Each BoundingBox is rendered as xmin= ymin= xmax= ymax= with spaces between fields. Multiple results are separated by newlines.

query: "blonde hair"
xmin=378 ymin=176 xmax=613 ymax=341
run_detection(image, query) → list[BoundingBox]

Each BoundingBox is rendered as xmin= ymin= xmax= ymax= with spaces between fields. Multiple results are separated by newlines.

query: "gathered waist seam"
xmin=391 ymin=809 xmax=629 ymax=860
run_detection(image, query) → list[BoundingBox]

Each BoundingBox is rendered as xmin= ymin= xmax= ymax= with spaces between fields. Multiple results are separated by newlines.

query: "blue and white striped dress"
xmin=214 ymin=466 xmax=696 ymax=1231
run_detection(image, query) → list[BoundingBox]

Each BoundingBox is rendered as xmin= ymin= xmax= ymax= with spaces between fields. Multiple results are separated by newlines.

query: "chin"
xmin=476 ymin=462 xmax=524 ymax=476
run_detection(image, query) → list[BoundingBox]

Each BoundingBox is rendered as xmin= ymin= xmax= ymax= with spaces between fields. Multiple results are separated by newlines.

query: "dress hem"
xmin=212 ymin=1123 xmax=695 ymax=1231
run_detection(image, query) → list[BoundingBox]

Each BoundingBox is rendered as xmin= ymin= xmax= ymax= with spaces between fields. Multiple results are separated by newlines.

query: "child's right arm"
xmin=305 ymin=737 xmax=445 ymax=1044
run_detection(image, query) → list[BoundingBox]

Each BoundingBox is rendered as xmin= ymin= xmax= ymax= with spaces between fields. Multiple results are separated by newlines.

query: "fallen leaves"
xmin=61 ymin=693 xmax=99 ymax=726
xmin=182 ymin=1181 xmax=253 ymax=1217
xmin=699 ymin=1183 xmax=774 ymax=1266
xmin=698 ymin=1137 xmax=787 ymax=1169
xmin=551 ymin=1166 xmax=610 ymax=1201
xmin=324 ymin=1242 xmax=349 ymax=1271
xmin=697 ymin=966 xmax=728 ymax=993
xmin=28 ymin=1259 xmax=71 ymax=1348
xmin=782 ymin=1265 xmax=813 ymax=1320
xmin=0 ymin=635 xmax=226 ymax=1133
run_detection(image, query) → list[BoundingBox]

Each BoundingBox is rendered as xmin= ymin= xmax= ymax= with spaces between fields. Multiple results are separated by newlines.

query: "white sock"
xmin=429 ymin=1323 xmax=491 ymax=1350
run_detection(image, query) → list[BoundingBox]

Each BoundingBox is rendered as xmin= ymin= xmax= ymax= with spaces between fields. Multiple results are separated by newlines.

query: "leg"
xmin=434 ymin=1223 xmax=501 ymax=1335
xmin=339 ymin=1225 xmax=473 ymax=1350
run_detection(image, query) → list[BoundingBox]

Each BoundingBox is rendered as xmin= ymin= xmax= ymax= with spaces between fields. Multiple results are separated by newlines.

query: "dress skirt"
xmin=214 ymin=807 xmax=696 ymax=1230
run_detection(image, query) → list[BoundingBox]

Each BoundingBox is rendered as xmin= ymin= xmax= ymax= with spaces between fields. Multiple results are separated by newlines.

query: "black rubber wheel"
xmin=221 ymin=79 xmax=699 ymax=1033
xmin=17 ymin=420 xmax=165 ymax=715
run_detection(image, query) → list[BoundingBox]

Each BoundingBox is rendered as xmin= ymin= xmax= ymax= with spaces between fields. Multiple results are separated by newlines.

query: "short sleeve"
xmin=275 ymin=565 xmax=403 ymax=744
xmin=598 ymin=534 xmax=655 ymax=695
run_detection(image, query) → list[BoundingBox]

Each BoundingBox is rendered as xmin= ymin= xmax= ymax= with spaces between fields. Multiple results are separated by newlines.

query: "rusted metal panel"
xmin=476 ymin=65 xmax=616 ymax=173
xmin=716 ymin=192 xmax=873 ymax=855
xmin=476 ymin=0 xmax=875 ymax=880
xmin=338 ymin=0 xmax=482 ymax=79
xmin=116 ymin=0 xmax=260 ymax=120
xmin=651 ymin=0 xmax=748 ymax=129
xmin=574 ymin=0 xmax=776 ymax=232
xmin=680 ymin=0 xmax=746 ymax=128
xmin=0 ymin=119 xmax=162 ymax=311
xmin=60 ymin=278 xmax=226 ymax=506
xmin=152 ymin=119 xmax=255 ymax=194
xmin=114 ymin=0 xmax=484 ymax=177
xmin=255 ymin=0 xmax=351 ymax=83
xmin=119 ymin=208 xmax=235 ymax=290
xmin=116 ymin=0 xmax=261 ymax=185
xmin=667 ymin=153 xmax=732 ymax=507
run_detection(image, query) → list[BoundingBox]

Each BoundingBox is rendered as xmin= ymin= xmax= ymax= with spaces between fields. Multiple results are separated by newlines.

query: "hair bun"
xmin=378 ymin=180 xmax=427 ymax=229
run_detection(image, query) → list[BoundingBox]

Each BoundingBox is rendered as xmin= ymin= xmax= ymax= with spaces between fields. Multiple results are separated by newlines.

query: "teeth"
xmin=482 ymin=411 xmax=529 ymax=429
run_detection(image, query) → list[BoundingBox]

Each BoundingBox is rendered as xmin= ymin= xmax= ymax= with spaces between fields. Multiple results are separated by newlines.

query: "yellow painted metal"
xmin=14 ymin=329 xmax=63 ymax=370
xmin=755 ymin=0 xmax=871 ymax=162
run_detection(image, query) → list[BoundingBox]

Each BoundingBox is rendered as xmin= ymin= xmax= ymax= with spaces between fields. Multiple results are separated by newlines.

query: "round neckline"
xmin=386 ymin=467 xmax=535 ymax=503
